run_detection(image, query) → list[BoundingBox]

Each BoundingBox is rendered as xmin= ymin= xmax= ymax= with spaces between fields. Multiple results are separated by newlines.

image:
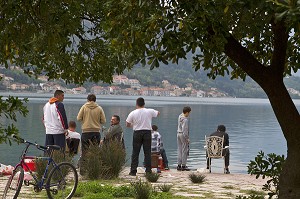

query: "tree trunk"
xmin=263 ymin=81 xmax=300 ymax=198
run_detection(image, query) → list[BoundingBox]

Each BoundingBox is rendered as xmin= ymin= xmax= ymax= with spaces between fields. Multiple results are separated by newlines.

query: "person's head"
xmin=69 ymin=121 xmax=76 ymax=131
xmin=111 ymin=115 xmax=120 ymax=125
xmin=183 ymin=106 xmax=191 ymax=117
xmin=152 ymin=125 xmax=158 ymax=131
xmin=54 ymin=90 xmax=65 ymax=102
xmin=87 ymin=94 xmax=96 ymax=102
xmin=217 ymin=125 xmax=226 ymax=132
xmin=136 ymin=97 xmax=145 ymax=107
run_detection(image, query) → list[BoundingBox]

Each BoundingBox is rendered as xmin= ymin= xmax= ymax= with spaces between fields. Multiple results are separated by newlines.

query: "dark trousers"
xmin=81 ymin=132 xmax=101 ymax=158
xmin=206 ymin=148 xmax=230 ymax=168
xmin=160 ymin=148 xmax=169 ymax=167
xmin=45 ymin=134 xmax=66 ymax=150
xmin=131 ymin=130 xmax=152 ymax=173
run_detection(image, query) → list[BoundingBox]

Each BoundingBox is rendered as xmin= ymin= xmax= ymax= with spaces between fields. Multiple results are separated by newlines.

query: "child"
xmin=151 ymin=125 xmax=169 ymax=170
xmin=66 ymin=121 xmax=81 ymax=155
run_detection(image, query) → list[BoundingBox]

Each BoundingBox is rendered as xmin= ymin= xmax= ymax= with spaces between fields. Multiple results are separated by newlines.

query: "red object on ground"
xmin=23 ymin=159 xmax=36 ymax=172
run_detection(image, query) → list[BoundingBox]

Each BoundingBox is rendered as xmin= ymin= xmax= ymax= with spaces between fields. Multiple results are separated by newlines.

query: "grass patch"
xmin=188 ymin=172 xmax=206 ymax=183
xmin=157 ymin=184 xmax=173 ymax=192
xmin=145 ymin=172 xmax=160 ymax=182
xmin=239 ymin=189 xmax=266 ymax=196
xmin=131 ymin=179 xmax=152 ymax=199
xmin=222 ymin=185 xmax=236 ymax=189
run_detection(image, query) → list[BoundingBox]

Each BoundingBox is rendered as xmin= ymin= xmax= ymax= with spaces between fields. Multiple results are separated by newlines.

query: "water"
xmin=0 ymin=94 xmax=294 ymax=174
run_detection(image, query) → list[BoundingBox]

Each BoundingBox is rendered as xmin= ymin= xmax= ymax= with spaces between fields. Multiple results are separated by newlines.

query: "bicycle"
xmin=2 ymin=135 xmax=78 ymax=199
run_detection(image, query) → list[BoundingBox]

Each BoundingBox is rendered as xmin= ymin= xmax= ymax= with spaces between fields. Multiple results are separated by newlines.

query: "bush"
xmin=81 ymin=140 xmax=126 ymax=180
xmin=131 ymin=179 xmax=152 ymax=199
xmin=236 ymin=194 xmax=265 ymax=199
xmin=35 ymin=150 xmax=72 ymax=180
xmin=145 ymin=172 xmax=160 ymax=182
xmin=157 ymin=184 xmax=173 ymax=192
xmin=248 ymin=151 xmax=285 ymax=198
xmin=188 ymin=173 xmax=206 ymax=183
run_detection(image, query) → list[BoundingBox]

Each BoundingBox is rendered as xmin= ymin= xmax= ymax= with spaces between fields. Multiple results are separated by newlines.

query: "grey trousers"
xmin=177 ymin=133 xmax=189 ymax=166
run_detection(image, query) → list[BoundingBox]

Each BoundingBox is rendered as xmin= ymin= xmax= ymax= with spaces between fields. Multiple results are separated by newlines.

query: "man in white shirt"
xmin=126 ymin=97 xmax=160 ymax=176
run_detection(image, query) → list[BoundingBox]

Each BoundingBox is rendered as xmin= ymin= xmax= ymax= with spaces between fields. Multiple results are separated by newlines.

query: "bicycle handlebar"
xmin=11 ymin=134 xmax=48 ymax=150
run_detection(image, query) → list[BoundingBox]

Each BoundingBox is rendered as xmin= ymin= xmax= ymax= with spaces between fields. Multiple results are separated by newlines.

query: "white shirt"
xmin=66 ymin=130 xmax=81 ymax=140
xmin=126 ymin=108 xmax=159 ymax=130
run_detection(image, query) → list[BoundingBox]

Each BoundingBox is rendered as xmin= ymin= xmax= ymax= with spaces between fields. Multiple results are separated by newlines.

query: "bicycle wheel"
xmin=2 ymin=164 xmax=24 ymax=199
xmin=46 ymin=162 xmax=78 ymax=199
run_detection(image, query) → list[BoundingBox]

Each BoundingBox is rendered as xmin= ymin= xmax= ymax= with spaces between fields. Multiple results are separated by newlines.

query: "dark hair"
xmin=54 ymin=90 xmax=64 ymax=97
xmin=152 ymin=125 xmax=158 ymax=131
xmin=183 ymin=106 xmax=191 ymax=114
xmin=87 ymin=94 xmax=96 ymax=102
xmin=136 ymin=97 xmax=145 ymax=107
xmin=217 ymin=125 xmax=226 ymax=132
xmin=69 ymin=121 xmax=76 ymax=128
xmin=112 ymin=115 xmax=120 ymax=122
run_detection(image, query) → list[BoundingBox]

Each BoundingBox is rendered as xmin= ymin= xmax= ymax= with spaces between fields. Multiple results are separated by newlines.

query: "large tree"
xmin=1 ymin=0 xmax=300 ymax=197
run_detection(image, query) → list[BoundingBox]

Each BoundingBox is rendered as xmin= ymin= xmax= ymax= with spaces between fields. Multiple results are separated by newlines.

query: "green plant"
xmin=82 ymin=139 xmax=126 ymax=180
xmin=236 ymin=194 xmax=265 ymax=199
xmin=188 ymin=173 xmax=206 ymax=184
xmin=35 ymin=150 xmax=72 ymax=180
xmin=145 ymin=172 xmax=160 ymax=183
xmin=157 ymin=184 xmax=173 ymax=192
xmin=248 ymin=151 xmax=285 ymax=198
xmin=131 ymin=179 xmax=152 ymax=199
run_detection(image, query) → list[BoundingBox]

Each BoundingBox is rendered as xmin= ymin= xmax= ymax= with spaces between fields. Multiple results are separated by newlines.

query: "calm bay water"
xmin=0 ymin=93 xmax=294 ymax=174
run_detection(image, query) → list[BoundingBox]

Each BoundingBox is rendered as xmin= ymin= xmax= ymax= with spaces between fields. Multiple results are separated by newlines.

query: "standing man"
xmin=126 ymin=97 xmax=160 ymax=176
xmin=177 ymin=106 xmax=192 ymax=171
xmin=43 ymin=90 xmax=68 ymax=149
xmin=102 ymin=115 xmax=125 ymax=149
xmin=77 ymin=94 xmax=106 ymax=158
xmin=207 ymin=124 xmax=230 ymax=174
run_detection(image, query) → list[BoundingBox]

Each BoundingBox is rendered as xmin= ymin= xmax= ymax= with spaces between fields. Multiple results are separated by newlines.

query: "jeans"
xmin=130 ymin=130 xmax=151 ymax=173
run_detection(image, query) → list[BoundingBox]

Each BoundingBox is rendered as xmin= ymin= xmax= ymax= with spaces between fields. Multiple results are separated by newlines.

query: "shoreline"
xmin=0 ymin=167 xmax=269 ymax=199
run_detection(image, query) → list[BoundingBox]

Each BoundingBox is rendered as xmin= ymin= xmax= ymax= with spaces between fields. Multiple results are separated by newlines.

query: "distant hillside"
xmin=1 ymin=63 xmax=300 ymax=98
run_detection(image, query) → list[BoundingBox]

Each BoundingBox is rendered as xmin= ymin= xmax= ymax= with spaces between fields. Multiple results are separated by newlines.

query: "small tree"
xmin=248 ymin=151 xmax=285 ymax=198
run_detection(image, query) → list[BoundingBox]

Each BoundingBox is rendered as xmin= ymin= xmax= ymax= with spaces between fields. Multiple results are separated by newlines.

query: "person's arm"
xmin=182 ymin=118 xmax=189 ymax=140
xmin=225 ymin=133 xmax=229 ymax=146
xmin=126 ymin=112 xmax=133 ymax=128
xmin=77 ymin=106 xmax=84 ymax=122
xmin=57 ymin=102 xmax=68 ymax=129
xmin=126 ymin=121 xmax=132 ymax=128
xmin=99 ymin=107 xmax=106 ymax=124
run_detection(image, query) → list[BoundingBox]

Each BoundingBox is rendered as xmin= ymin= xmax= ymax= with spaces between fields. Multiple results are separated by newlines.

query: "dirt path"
xmin=0 ymin=167 xmax=269 ymax=199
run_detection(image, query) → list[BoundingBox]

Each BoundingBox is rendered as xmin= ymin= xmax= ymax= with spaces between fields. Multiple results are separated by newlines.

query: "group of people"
xmin=42 ymin=90 xmax=230 ymax=175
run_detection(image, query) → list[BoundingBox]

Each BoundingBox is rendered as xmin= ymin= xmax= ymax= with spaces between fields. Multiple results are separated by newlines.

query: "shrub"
xmin=236 ymin=194 xmax=265 ymax=199
xmin=157 ymin=184 xmax=173 ymax=192
xmin=82 ymin=140 xmax=126 ymax=180
xmin=131 ymin=179 xmax=152 ymax=199
xmin=145 ymin=172 xmax=160 ymax=182
xmin=248 ymin=151 xmax=285 ymax=198
xmin=35 ymin=150 xmax=72 ymax=180
xmin=189 ymin=173 xmax=206 ymax=183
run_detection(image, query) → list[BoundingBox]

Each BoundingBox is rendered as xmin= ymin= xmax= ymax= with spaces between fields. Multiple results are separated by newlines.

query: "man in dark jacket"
xmin=102 ymin=115 xmax=124 ymax=149
xmin=207 ymin=124 xmax=230 ymax=174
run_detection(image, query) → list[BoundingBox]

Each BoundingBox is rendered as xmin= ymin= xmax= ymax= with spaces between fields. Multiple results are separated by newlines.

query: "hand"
xmin=64 ymin=129 xmax=69 ymax=136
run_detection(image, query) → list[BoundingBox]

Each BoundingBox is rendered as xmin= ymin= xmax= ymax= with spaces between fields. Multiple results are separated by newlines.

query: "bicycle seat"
xmin=46 ymin=145 xmax=61 ymax=151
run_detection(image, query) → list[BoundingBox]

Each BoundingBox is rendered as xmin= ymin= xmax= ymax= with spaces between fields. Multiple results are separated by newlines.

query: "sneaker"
xmin=225 ymin=169 xmax=230 ymax=174
xmin=181 ymin=165 xmax=190 ymax=171
xmin=129 ymin=172 xmax=136 ymax=176
xmin=164 ymin=164 xmax=169 ymax=170
xmin=177 ymin=165 xmax=182 ymax=171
